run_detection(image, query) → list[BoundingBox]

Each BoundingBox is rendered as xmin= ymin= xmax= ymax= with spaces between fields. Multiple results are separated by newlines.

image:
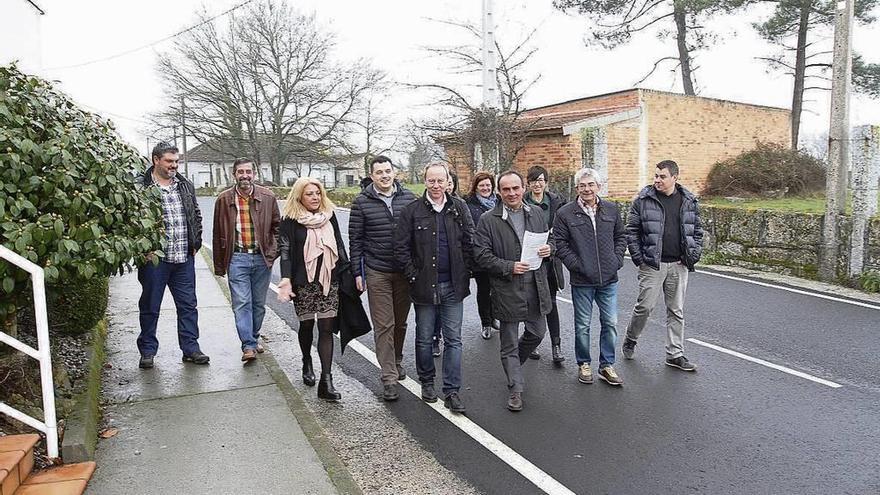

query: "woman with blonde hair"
xmin=277 ymin=177 xmax=348 ymax=401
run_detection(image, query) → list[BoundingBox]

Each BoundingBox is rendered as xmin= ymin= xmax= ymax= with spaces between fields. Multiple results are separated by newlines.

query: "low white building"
xmin=183 ymin=138 xmax=366 ymax=190
xmin=0 ymin=1 xmax=44 ymax=74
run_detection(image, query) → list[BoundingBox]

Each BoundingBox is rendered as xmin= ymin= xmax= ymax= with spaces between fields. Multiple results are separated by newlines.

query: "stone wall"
xmin=615 ymin=201 xmax=880 ymax=279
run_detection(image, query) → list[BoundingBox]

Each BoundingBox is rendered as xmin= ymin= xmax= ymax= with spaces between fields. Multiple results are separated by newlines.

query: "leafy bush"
xmin=0 ymin=64 xmax=164 ymax=325
xmin=704 ymin=142 xmax=826 ymax=197
xmin=860 ymin=270 xmax=880 ymax=293
xmin=47 ymin=277 xmax=109 ymax=334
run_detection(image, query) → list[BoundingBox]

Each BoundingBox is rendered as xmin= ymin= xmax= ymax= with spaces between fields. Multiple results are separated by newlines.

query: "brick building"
xmin=443 ymin=89 xmax=790 ymax=198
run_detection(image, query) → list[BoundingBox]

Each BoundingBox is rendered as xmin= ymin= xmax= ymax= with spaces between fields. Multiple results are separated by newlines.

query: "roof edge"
xmin=26 ymin=0 xmax=45 ymax=15
xmin=525 ymin=87 xmax=789 ymax=114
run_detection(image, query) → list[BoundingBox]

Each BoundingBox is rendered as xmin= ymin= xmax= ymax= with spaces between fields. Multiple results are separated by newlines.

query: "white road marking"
xmin=687 ymin=338 xmax=843 ymax=388
xmin=695 ymin=269 xmax=880 ymax=311
xmin=554 ymin=284 xmax=844 ymax=389
xmin=268 ymin=282 xmax=577 ymax=495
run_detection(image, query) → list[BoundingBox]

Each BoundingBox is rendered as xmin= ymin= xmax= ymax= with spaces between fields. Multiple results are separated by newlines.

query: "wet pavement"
xmin=196 ymin=195 xmax=880 ymax=494
xmin=88 ymin=254 xmax=338 ymax=495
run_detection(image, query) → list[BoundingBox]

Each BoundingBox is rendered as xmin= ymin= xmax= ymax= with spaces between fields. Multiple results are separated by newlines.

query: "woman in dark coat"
xmin=465 ymin=171 xmax=498 ymax=340
xmin=277 ymin=177 xmax=347 ymax=401
xmin=524 ymin=165 xmax=567 ymax=363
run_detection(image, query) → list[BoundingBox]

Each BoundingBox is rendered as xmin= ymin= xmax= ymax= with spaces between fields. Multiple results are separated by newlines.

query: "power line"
xmin=44 ymin=0 xmax=256 ymax=71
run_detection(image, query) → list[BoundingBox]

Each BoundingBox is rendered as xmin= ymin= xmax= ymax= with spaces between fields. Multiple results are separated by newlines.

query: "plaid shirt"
xmin=156 ymin=176 xmax=189 ymax=263
xmin=235 ymin=188 xmax=257 ymax=251
xmin=578 ymin=196 xmax=599 ymax=234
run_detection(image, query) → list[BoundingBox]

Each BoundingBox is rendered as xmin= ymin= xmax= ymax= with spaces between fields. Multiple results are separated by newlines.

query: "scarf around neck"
xmin=295 ymin=210 xmax=339 ymax=296
xmin=477 ymin=194 xmax=497 ymax=210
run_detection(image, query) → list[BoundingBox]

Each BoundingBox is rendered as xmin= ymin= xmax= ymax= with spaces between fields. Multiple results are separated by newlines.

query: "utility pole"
xmin=474 ymin=0 xmax=499 ymax=173
xmin=180 ymin=96 xmax=189 ymax=180
xmin=819 ymin=0 xmax=854 ymax=282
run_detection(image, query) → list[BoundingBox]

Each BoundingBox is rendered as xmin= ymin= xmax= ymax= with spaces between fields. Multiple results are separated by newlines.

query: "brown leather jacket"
xmin=212 ymin=185 xmax=281 ymax=276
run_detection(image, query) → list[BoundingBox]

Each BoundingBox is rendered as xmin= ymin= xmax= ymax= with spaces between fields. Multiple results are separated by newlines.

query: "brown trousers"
xmin=366 ymin=267 xmax=411 ymax=384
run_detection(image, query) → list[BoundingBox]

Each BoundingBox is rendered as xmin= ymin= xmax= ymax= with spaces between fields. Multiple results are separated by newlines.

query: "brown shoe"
xmin=256 ymin=343 xmax=265 ymax=354
xmin=241 ymin=349 xmax=257 ymax=362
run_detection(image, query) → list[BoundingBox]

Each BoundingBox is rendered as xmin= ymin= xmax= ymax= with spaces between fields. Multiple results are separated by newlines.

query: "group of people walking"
xmin=135 ymin=142 xmax=704 ymax=414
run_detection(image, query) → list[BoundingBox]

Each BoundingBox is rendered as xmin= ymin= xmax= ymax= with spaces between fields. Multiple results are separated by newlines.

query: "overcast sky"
xmin=37 ymin=0 xmax=880 ymax=158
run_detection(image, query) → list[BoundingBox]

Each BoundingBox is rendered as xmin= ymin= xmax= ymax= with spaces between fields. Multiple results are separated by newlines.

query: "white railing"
xmin=0 ymin=245 xmax=58 ymax=459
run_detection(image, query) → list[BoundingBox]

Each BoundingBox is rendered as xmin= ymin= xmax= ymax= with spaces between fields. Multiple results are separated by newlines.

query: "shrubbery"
xmin=704 ymin=142 xmax=826 ymax=197
xmin=0 ymin=64 xmax=164 ymax=330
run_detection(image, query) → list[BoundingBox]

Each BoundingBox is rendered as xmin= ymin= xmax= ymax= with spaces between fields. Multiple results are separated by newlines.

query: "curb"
xmin=60 ymin=318 xmax=107 ymax=462
xmin=199 ymin=248 xmax=363 ymax=495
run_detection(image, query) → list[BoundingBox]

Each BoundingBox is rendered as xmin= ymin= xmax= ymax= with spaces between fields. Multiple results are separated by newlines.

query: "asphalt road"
xmin=198 ymin=196 xmax=880 ymax=495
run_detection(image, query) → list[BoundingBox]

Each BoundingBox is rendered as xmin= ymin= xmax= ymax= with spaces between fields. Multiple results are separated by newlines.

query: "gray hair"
xmin=574 ymin=167 xmax=603 ymax=186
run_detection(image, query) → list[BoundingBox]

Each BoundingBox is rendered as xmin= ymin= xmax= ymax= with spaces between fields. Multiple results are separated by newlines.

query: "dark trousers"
xmin=137 ymin=255 xmax=201 ymax=356
xmin=546 ymin=269 xmax=561 ymax=346
xmin=474 ymin=272 xmax=493 ymax=326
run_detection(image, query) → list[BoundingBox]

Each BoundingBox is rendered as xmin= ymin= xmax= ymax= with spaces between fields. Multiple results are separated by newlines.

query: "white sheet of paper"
xmin=520 ymin=231 xmax=549 ymax=271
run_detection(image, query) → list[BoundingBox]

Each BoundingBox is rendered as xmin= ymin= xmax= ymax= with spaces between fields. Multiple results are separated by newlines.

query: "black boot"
xmin=302 ymin=357 xmax=316 ymax=387
xmin=552 ymin=344 xmax=565 ymax=363
xmin=318 ymin=373 xmax=341 ymax=401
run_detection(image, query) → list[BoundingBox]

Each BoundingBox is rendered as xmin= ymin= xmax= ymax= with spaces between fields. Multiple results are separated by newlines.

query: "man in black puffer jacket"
xmin=554 ymin=168 xmax=627 ymax=386
xmin=349 ymin=156 xmax=417 ymax=401
xmin=623 ymin=160 xmax=704 ymax=372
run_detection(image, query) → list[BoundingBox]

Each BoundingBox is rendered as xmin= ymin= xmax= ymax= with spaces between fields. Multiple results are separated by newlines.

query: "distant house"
xmin=181 ymin=136 xmax=366 ymax=190
xmin=0 ymin=1 xmax=45 ymax=74
xmin=443 ymin=89 xmax=791 ymax=198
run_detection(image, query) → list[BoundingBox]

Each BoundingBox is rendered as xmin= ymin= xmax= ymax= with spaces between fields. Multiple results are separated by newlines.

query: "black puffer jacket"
xmin=627 ymin=184 xmax=704 ymax=271
xmin=349 ymin=181 xmax=417 ymax=275
xmin=394 ymin=194 xmax=475 ymax=305
xmin=554 ymin=199 xmax=626 ymax=287
xmin=141 ymin=166 xmax=202 ymax=253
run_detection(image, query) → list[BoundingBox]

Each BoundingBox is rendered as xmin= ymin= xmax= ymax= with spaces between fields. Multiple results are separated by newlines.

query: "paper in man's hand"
xmin=520 ymin=231 xmax=549 ymax=271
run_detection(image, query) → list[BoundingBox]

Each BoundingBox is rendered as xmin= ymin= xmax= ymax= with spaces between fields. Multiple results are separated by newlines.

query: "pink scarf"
xmin=295 ymin=211 xmax=338 ymax=296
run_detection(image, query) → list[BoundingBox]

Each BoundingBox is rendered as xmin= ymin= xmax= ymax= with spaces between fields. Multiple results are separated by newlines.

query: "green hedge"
xmin=46 ymin=276 xmax=108 ymax=335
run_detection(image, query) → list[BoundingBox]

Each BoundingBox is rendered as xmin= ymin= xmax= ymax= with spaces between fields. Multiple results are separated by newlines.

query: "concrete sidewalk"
xmin=87 ymin=253 xmax=346 ymax=495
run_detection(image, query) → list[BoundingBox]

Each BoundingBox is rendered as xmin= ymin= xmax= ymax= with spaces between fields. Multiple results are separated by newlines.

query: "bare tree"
xmin=152 ymin=0 xmax=382 ymax=184
xmin=412 ymin=19 xmax=542 ymax=174
xmin=754 ymin=0 xmax=879 ymax=149
xmin=348 ymin=84 xmax=398 ymax=176
xmin=553 ymin=0 xmax=749 ymax=96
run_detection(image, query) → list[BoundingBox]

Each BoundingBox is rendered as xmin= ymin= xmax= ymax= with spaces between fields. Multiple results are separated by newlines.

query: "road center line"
xmin=268 ymin=282 xmax=577 ymax=495
xmin=686 ymin=338 xmax=843 ymax=388
xmin=555 ymin=292 xmax=843 ymax=389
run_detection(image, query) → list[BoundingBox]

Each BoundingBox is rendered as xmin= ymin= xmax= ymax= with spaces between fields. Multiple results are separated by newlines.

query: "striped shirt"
xmin=156 ymin=176 xmax=189 ymax=263
xmin=235 ymin=188 xmax=257 ymax=252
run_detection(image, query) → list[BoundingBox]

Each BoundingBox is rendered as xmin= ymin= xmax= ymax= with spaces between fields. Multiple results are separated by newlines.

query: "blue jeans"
xmin=414 ymin=282 xmax=463 ymax=396
xmin=228 ymin=253 xmax=272 ymax=351
xmin=572 ymin=281 xmax=619 ymax=367
xmin=137 ymin=255 xmax=200 ymax=356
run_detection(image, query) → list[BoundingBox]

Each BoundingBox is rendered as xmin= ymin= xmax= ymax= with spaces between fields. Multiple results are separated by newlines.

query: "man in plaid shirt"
xmin=137 ymin=142 xmax=209 ymax=369
xmin=212 ymin=158 xmax=280 ymax=363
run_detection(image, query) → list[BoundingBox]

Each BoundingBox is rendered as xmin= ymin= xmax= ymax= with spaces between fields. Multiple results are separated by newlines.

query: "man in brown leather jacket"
xmin=212 ymin=158 xmax=281 ymax=362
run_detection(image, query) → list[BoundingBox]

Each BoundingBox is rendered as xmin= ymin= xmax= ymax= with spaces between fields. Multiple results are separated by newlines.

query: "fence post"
xmin=849 ymin=125 xmax=880 ymax=278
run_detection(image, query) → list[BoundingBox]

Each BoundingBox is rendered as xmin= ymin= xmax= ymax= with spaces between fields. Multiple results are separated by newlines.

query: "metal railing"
xmin=0 ymin=245 xmax=58 ymax=459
